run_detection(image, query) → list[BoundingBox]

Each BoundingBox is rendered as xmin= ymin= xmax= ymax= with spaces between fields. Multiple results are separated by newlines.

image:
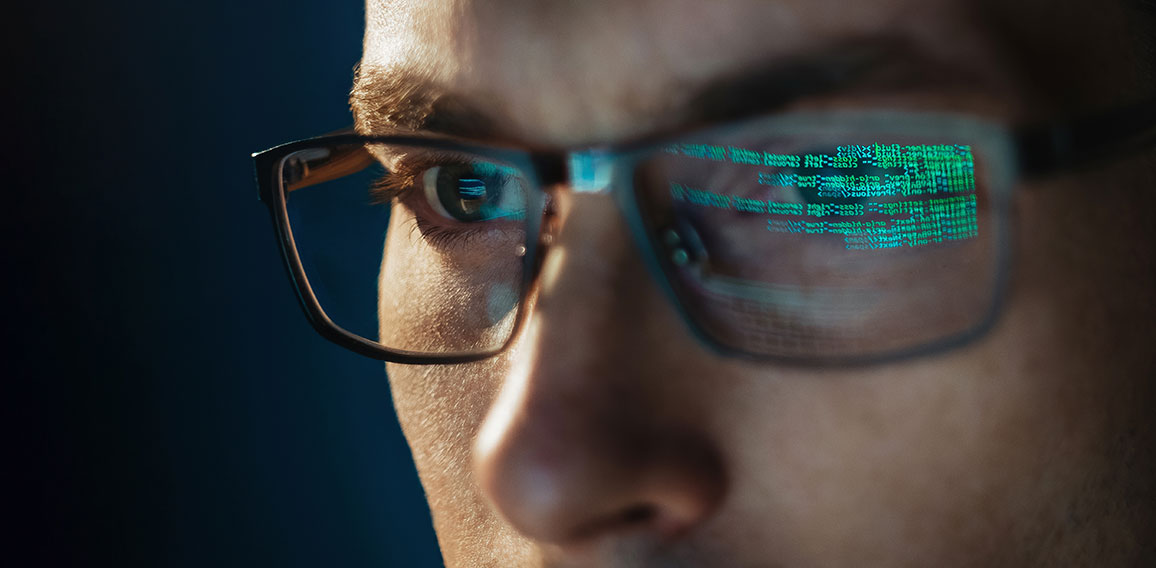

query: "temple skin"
xmin=354 ymin=0 xmax=1156 ymax=566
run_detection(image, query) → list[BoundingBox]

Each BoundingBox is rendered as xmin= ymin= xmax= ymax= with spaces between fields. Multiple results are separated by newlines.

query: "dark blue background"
xmin=10 ymin=2 xmax=442 ymax=566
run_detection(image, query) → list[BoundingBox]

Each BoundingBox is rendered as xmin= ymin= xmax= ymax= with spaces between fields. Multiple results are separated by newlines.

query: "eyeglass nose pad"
xmin=660 ymin=220 xmax=709 ymax=268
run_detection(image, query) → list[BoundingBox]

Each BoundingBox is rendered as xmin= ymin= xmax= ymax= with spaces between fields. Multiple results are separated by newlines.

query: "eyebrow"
xmin=351 ymin=65 xmax=502 ymax=140
xmin=350 ymin=37 xmax=982 ymax=145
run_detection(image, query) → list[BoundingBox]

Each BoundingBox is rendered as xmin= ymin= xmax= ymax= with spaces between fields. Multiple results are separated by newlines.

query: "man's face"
xmin=355 ymin=0 xmax=1155 ymax=565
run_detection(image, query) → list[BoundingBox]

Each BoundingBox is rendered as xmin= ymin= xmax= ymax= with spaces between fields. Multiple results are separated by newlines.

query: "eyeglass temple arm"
xmin=284 ymin=145 xmax=376 ymax=192
xmin=1015 ymin=97 xmax=1156 ymax=178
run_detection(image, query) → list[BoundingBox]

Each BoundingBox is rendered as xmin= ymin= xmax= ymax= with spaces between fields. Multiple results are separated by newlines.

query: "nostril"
xmin=621 ymin=504 xmax=657 ymax=525
xmin=570 ymin=504 xmax=663 ymax=542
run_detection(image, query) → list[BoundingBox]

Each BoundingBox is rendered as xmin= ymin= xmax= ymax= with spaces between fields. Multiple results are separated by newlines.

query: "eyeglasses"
xmin=252 ymin=100 xmax=1156 ymax=365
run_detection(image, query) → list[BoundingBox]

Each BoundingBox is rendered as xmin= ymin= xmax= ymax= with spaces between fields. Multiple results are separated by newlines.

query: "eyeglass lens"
xmin=632 ymin=125 xmax=999 ymax=359
xmin=280 ymin=144 xmax=530 ymax=355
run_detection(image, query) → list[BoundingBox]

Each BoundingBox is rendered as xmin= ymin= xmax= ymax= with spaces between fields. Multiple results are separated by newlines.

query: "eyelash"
xmin=367 ymin=152 xmax=432 ymax=205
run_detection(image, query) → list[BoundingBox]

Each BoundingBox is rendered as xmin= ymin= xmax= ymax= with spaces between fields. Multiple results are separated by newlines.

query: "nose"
xmin=472 ymin=192 xmax=727 ymax=549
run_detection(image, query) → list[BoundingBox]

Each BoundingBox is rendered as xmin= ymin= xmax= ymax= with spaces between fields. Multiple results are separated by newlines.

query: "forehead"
xmin=358 ymin=0 xmax=1109 ymax=144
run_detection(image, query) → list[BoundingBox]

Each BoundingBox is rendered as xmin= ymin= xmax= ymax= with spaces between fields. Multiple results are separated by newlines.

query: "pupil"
xmin=437 ymin=164 xmax=503 ymax=221
xmin=458 ymin=178 xmax=487 ymax=199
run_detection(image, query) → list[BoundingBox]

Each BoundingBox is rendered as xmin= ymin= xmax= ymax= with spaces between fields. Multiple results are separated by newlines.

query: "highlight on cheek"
xmin=486 ymin=282 xmax=519 ymax=327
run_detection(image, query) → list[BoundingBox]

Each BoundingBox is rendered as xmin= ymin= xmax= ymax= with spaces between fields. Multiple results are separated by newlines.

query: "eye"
xmin=775 ymin=149 xmax=891 ymax=210
xmin=421 ymin=161 xmax=527 ymax=223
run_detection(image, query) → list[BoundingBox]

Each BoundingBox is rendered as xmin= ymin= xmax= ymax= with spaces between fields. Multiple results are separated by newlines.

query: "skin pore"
xmin=354 ymin=0 xmax=1156 ymax=566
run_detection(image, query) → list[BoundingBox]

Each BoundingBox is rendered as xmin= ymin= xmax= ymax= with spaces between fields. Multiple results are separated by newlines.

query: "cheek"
xmin=376 ymin=207 xmax=509 ymax=487
xmin=377 ymin=206 xmax=522 ymax=353
xmin=377 ymin=206 xmax=528 ymax=557
xmin=385 ymin=359 xmax=500 ymax=482
xmin=384 ymin=354 xmax=518 ymax=562
xmin=719 ymin=345 xmax=1103 ymax=564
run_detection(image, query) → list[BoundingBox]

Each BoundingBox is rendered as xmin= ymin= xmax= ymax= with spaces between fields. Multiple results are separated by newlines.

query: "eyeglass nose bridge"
xmin=567 ymin=150 xmax=615 ymax=194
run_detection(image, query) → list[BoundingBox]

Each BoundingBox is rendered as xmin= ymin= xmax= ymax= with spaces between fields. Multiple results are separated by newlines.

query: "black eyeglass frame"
xmin=253 ymin=99 xmax=1156 ymax=365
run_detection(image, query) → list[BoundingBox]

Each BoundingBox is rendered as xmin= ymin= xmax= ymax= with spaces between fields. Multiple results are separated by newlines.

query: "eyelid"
xmin=370 ymin=145 xmax=529 ymax=200
xmin=367 ymin=149 xmax=453 ymax=205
